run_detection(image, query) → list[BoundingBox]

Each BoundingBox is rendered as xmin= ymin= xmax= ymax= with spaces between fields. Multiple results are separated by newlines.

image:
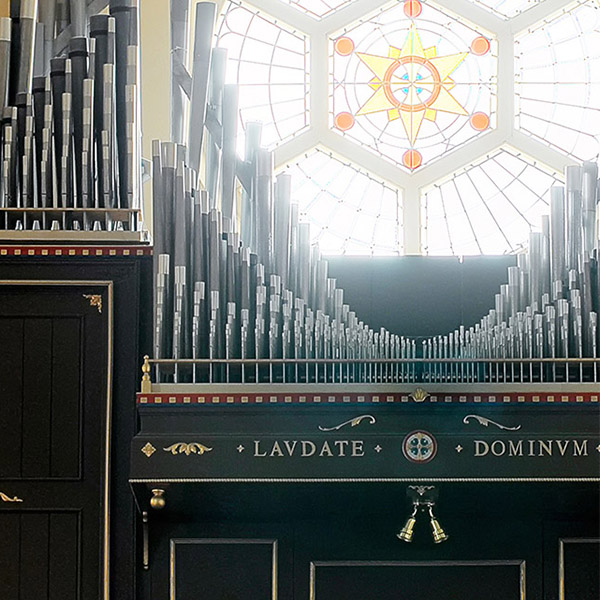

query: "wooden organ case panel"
xmin=0 ymin=282 xmax=110 ymax=598
xmin=0 ymin=248 xmax=152 ymax=600
xmin=132 ymin=397 xmax=600 ymax=600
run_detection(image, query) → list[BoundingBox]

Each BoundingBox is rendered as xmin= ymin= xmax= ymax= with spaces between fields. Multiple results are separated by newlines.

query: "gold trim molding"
xmin=163 ymin=442 xmax=213 ymax=456
xmin=410 ymin=388 xmax=429 ymax=402
xmin=130 ymin=476 xmax=600 ymax=483
xmin=0 ymin=491 xmax=23 ymax=502
xmin=141 ymin=443 xmax=157 ymax=458
xmin=559 ymin=538 xmax=600 ymax=600
xmin=318 ymin=415 xmax=376 ymax=432
xmin=310 ymin=560 xmax=526 ymax=600
xmin=463 ymin=414 xmax=522 ymax=431
xmin=83 ymin=293 xmax=103 ymax=313
xmin=170 ymin=538 xmax=278 ymax=600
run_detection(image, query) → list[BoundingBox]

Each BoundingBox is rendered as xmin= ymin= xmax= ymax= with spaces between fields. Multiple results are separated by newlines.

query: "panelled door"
xmin=0 ymin=281 xmax=112 ymax=600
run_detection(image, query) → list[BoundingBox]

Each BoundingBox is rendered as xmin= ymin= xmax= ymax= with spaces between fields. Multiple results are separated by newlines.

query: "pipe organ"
xmin=150 ymin=8 xmax=600 ymax=386
xmin=0 ymin=0 xmax=144 ymax=239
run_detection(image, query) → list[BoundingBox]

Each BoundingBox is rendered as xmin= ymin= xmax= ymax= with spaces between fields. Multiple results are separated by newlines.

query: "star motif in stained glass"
xmin=332 ymin=1 xmax=494 ymax=172
xmin=356 ymin=26 xmax=469 ymax=163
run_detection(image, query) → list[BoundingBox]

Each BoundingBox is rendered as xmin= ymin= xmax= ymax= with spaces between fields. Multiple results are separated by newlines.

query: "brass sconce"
xmin=397 ymin=485 xmax=448 ymax=544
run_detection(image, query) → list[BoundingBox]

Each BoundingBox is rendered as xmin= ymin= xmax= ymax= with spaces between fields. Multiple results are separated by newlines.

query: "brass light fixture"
xmin=397 ymin=503 xmax=418 ymax=542
xmin=397 ymin=485 xmax=449 ymax=544
xmin=427 ymin=503 xmax=449 ymax=543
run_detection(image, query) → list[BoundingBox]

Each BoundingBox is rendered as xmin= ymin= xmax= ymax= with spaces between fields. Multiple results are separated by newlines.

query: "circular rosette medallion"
xmin=402 ymin=430 xmax=437 ymax=463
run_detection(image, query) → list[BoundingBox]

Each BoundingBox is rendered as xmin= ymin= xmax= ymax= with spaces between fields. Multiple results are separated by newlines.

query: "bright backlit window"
xmin=215 ymin=0 xmax=598 ymax=256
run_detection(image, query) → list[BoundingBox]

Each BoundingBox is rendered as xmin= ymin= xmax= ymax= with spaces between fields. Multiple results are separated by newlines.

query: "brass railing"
xmin=142 ymin=356 xmax=600 ymax=389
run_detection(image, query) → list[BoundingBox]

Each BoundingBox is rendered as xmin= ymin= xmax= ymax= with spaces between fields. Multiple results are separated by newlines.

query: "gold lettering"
xmin=319 ymin=442 xmax=333 ymax=457
xmin=254 ymin=441 xmax=266 ymax=457
xmin=334 ymin=440 xmax=349 ymax=456
xmin=283 ymin=441 xmax=298 ymax=456
xmin=474 ymin=440 xmax=489 ymax=456
xmin=573 ymin=440 xmax=588 ymax=456
xmin=270 ymin=441 xmax=284 ymax=457
xmin=351 ymin=440 xmax=365 ymax=457
xmin=491 ymin=441 xmax=506 ymax=456
xmin=556 ymin=440 xmax=570 ymax=456
xmin=301 ymin=441 xmax=316 ymax=457
xmin=508 ymin=440 xmax=523 ymax=456
xmin=528 ymin=440 xmax=536 ymax=456
xmin=538 ymin=440 xmax=553 ymax=456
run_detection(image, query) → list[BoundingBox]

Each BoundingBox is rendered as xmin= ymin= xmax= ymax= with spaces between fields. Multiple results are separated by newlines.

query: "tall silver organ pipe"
xmin=0 ymin=1 xmax=142 ymax=233
xmin=151 ymin=125 xmax=600 ymax=384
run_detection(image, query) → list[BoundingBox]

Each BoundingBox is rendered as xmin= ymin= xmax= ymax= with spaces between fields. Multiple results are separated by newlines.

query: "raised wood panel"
xmin=0 ymin=318 xmax=23 ymax=478
xmin=560 ymin=539 xmax=600 ymax=600
xmin=170 ymin=539 xmax=277 ymax=600
xmin=0 ymin=315 xmax=82 ymax=480
xmin=311 ymin=561 xmax=525 ymax=600
xmin=0 ymin=282 xmax=110 ymax=600
xmin=0 ymin=511 xmax=80 ymax=600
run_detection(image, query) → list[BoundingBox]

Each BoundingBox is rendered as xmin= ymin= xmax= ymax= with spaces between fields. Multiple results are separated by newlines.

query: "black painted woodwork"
xmin=0 ymin=253 xmax=152 ymax=600
xmin=327 ymin=255 xmax=516 ymax=337
xmin=132 ymin=403 xmax=600 ymax=600
xmin=0 ymin=284 xmax=108 ymax=599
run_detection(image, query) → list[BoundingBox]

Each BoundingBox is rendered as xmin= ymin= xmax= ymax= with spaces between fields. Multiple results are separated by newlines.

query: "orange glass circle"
xmin=335 ymin=112 xmax=355 ymax=131
xmin=470 ymin=112 xmax=490 ymax=131
xmin=471 ymin=36 xmax=491 ymax=56
xmin=402 ymin=149 xmax=422 ymax=169
xmin=403 ymin=0 xmax=423 ymax=18
xmin=335 ymin=37 xmax=355 ymax=56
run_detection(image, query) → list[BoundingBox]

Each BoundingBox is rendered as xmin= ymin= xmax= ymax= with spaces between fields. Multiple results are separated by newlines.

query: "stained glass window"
xmin=278 ymin=0 xmax=353 ymax=20
xmin=216 ymin=1 xmax=310 ymax=150
xmin=515 ymin=0 xmax=600 ymax=161
xmin=473 ymin=0 xmax=541 ymax=20
xmin=421 ymin=148 xmax=562 ymax=256
xmin=282 ymin=149 xmax=403 ymax=255
xmin=212 ymin=0 xmax=592 ymax=257
xmin=330 ymin=1 xmax=497 ymax=171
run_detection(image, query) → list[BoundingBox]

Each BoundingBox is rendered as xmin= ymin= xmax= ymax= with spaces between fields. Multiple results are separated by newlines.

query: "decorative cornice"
xmin=0 ymin=245 xmax=152 ymax=257
xmin=137 ymin=391 xmax=599 ymax=405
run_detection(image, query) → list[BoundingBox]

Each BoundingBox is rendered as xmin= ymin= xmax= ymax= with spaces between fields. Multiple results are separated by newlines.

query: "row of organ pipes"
xmin=152 ymin=1 xmax=600 ymax=385
xmin=0 ymin=0 xmax=142 ymax=233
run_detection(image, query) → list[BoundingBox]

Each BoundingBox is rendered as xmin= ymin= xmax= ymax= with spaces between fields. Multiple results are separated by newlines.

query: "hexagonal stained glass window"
xmin=421 ymin=147 xmax=563 ymax=256
xmin=279 ymin=0 xmax=353 ymax=20
xmin=330 ymin=0 xmax=497 ymax=171
xmin=515 ymin=0 xmax=600 ymax=162
xmin=473 ymin=0 xmax=541 ymax=20
xmin=216 ymin=1 xmax=310 ymax=150
xmin=282 ymin=148 xmax=403 ymax=255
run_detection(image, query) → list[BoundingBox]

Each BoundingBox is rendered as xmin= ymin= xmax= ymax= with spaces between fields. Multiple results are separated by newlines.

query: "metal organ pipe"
xmin=148 ymin=7 xmax=599 ymax=385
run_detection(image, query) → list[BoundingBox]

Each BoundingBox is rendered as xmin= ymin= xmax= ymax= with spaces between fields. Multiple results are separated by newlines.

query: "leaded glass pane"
xmin=216 ymin=1 xmax=310 ymax=150
xmin=473 ymin=0 xmax=541 ymax=19
xmin=515 ymin=0 xmax=600 ymax=161
xmin=281 ymin=148 xmax=403 ymax=255
xmin=421 ymin=148 xmax=563 ymax=255
xmin=278 ymin=0 xmax=353 ymax=20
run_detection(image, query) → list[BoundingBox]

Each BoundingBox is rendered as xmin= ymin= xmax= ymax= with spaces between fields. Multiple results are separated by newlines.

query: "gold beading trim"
xmin=130 ymin=477 xmax=600 ymax=484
